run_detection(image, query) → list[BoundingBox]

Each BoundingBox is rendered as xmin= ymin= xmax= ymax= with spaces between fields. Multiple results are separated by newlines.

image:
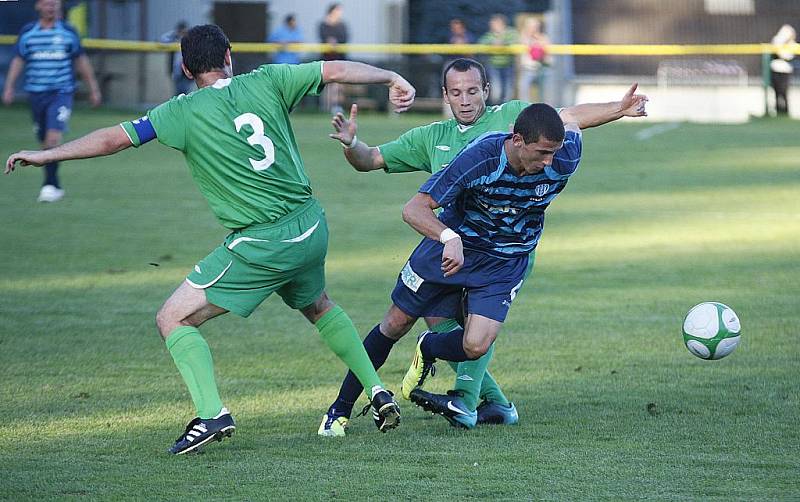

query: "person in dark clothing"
xmin=318 ymin=3 xmax=349 ymax=112
xmin=160 ymin=21 xmax=194 ymax=96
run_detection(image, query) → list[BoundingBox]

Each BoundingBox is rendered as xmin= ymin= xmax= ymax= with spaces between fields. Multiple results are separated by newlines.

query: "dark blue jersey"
xmin=14 ymin=21 xmax=84 ymax=93
xmin=419 ymin=130 xmax=582 ymax=258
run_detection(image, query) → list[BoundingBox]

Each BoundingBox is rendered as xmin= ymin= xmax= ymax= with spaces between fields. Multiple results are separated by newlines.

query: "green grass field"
xmin=1 ymin=104 xmax=798 ymax=500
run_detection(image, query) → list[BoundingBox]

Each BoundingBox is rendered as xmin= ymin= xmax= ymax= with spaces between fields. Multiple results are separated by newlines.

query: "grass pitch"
xmin=1 ymin=105 xmax=798 ymax=500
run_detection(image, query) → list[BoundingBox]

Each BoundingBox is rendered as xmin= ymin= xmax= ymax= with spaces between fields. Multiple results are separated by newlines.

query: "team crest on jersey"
xmin=527 ymin=183 xmax=552 ymax=202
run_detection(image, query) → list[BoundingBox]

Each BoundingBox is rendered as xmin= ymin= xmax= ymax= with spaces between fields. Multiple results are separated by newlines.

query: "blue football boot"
xmin=476 ymin=400 xmax=519 ymax=425
xmin=409 ymin=389 xmax=477 ymax=429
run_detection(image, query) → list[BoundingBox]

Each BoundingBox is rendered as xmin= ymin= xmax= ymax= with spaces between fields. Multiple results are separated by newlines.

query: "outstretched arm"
xmin=559 ymin=83 xmax=648 ymax=129
xmin=322 ymin=60 xmax=415 ymax=112
xmin=328 ymin=104 xmax=386 ymax=172
xmin=2 ymin=56 xmax=24 ymax=105
xmin=5 ymin=125 xmax=132 ymax=174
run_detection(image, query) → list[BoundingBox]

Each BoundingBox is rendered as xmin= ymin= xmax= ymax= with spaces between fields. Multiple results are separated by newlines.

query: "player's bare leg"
xmin=382 ymin=304 xmax=418 ymax=339
xmin=299 ymin=289 xmax=336 ymax=323
xmin=156 ymin=280 xmax=228 ymax=337
xmin=461 ymin=314 xmax=500 ymax=359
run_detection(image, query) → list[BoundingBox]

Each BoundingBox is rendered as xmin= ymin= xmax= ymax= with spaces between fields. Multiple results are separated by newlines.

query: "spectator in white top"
xmin=770 ymin=24 xmax=797 ymax=116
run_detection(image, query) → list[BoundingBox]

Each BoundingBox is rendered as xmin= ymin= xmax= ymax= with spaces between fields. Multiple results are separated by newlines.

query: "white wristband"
xmin=439 ymin=228 xmax=459 ymax=243
xmin=341 ymin=135 xmax=358 ymax=149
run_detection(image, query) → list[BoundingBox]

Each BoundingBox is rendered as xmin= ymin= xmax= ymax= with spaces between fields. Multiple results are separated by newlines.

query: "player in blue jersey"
xmin=396 ymin=103 xmax=582 ymax=427
xmin=2 ymin=0 xmax=101 ymax=202
xmin=319 ymin=59 xmax=648 ymax=435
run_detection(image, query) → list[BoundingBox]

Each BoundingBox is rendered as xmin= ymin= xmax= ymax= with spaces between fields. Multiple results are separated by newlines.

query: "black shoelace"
xmin=356 ymin=389 xmax=397 ymax=419
xmin=418 ymin=360 xmax=436 ymax=385
xmin=356 ymin=403 xmax=373 ymax=418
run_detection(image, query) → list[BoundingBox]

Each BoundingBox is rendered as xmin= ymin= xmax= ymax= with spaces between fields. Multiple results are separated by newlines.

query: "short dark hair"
xmin=513 ymin=104 xmax=565 ymax=144
xmin=181 ymin=24 xmax=231 ymax=76
xmin=285 ymin=14 xmax=296 ymax=24
xmin=327 ymin=3 xmax=341 ymax=15
xmin=441 ymin=58 xmax=487 ymax=89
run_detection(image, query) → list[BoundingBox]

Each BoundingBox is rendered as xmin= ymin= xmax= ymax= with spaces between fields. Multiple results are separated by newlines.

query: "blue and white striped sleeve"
xmin=14 ymin=24 xmax=33 ymax=58
xmin=66 ymin=25 xmax=85 ymax=58
xmin=419 ymin=147 xmax=486 ymax=207
xmin=547 ymin=129 xmax=582 ymax=179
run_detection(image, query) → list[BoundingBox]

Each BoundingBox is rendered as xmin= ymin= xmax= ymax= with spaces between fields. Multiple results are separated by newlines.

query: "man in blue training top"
xmin=2 ymin=0 xmax=101 ymax=202
xmin=268 ymin=14 xmax=304 ymax=65
xmin=393 ymin=103 xmax=583 ymax=427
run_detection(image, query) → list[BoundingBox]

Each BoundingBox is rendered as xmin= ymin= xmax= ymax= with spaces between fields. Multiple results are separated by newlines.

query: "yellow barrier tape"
xmin=1 ymin=34 xmax=19 ymax=45
xmin=546 ymin=43 xmax=775 ymax=56
xmin=0 ymin=34 xmax=797 ymax=56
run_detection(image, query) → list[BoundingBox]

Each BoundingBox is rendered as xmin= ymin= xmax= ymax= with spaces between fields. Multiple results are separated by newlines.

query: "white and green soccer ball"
xmin=682 ymin=302 xmax=741 ymax=360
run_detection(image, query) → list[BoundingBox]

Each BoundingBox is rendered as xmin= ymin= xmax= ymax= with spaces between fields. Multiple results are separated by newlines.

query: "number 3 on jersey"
xmin=234 ymin=113 xmax=275 ymax=171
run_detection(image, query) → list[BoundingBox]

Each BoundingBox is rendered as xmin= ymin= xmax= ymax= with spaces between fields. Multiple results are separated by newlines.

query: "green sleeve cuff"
xmin=379 ymin=143 xmax=430 ymax=174
xmin=119 ymin=122 xmax=141 ymax=147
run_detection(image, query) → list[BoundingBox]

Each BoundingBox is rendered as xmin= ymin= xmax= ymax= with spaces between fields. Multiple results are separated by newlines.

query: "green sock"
xmin=166 ymin=326 xmax=224 ymax=419
xmin=316 ymin=305 xmax=383 ymax=397
xmin=452 ymin=344 xmax=495 ymax=411
xmin=430 ymin=319 xmax=511 ymax=408
xmin=449 ymin=360 xmax=510 ymax=407
xmin=429 ymin=318 xmax=461 ymax=334
xmin=477 ymin=369 xmax=510 ymax=406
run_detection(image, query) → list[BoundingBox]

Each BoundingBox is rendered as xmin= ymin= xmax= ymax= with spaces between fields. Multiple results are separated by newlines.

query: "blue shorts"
xmin=391 ymin=238 xmax=529 ymax=323
xmin=29 ymin=91 xmax=73 ymax=141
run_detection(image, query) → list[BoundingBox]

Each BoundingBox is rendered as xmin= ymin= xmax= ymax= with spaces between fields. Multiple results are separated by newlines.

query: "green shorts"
xmin=186 ymin=198 xmax=329 ymax=317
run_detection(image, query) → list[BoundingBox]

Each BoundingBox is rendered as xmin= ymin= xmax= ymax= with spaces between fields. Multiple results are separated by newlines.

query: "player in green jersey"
xmin=5 ymin=24 xmax=417 ymax=454
xmin=320 ymin=58 xmax=648 ymax=434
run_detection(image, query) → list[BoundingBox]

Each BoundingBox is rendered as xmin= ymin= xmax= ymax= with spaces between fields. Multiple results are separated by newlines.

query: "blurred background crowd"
xmin=1 ymin=0 xmax=798 ymax=122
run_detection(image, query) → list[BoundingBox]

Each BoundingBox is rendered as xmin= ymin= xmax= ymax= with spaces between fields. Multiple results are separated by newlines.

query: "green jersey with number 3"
xmin=378 ymin=100 xmax=530 ymax=175
xmin=121 ymin=62 xmax=324 ymax=229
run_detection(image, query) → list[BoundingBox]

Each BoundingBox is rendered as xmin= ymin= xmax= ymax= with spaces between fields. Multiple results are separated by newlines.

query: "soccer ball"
xmin=682 ymin=302 xmax=741 ymax=360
